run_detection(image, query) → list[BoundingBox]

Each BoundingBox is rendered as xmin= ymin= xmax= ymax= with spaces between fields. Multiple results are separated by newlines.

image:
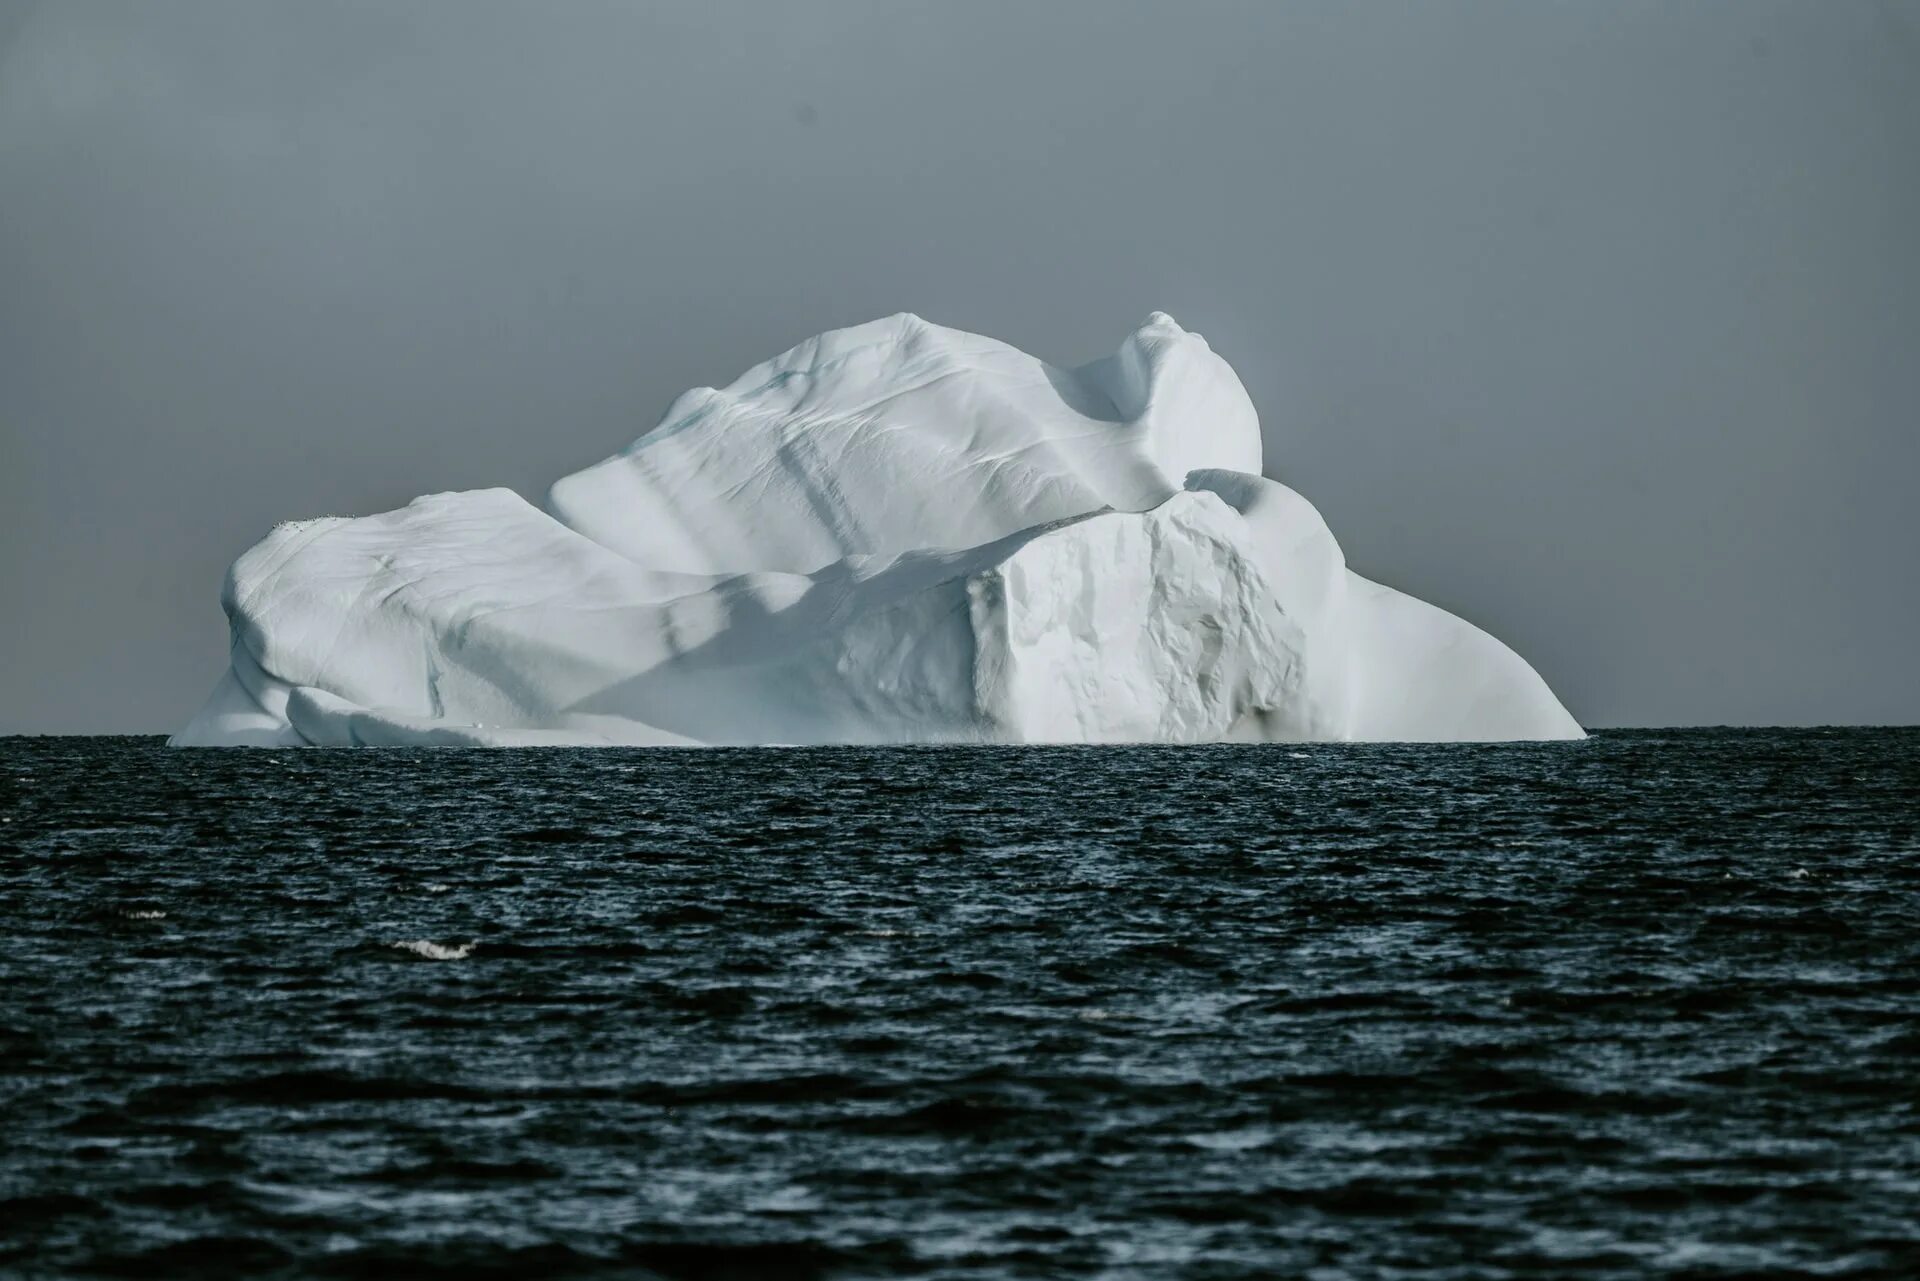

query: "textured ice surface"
xmin=174 ymin=314 xmax=1582 ymax=746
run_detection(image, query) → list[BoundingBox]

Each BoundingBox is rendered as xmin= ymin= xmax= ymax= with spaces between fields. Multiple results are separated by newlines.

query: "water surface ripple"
xmin=2 ymin=730 xmax=1917 ymax=1277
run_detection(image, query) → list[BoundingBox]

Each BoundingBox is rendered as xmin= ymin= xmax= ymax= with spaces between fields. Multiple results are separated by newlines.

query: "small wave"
xmin=390 ymin=939 xmax=475 ymax=961
xmin=421 ymin=883 xmax=453 ymax=894
xmin=124 ymin=910 xmax=168 ymax=920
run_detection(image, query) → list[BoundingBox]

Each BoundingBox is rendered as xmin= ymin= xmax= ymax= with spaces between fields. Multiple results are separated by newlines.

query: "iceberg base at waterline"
xmin=173 ymin=313 xmax=1583 ymax=747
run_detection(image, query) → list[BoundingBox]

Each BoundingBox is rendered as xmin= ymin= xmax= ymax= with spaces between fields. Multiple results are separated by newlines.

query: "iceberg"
xmin=173 ymin=313 xmax=1583 ymax=746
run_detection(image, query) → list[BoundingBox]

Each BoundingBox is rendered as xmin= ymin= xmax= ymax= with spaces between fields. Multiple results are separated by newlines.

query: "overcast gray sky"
xmin=2 ymin=0 xmax=1916 ymax=733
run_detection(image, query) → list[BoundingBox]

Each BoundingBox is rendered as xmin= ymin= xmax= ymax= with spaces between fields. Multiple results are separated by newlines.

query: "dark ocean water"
xmin=2 ymin=730 xmax=1917 ymax=1279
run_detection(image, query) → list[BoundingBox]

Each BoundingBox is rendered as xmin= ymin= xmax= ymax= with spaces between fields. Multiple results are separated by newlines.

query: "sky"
xmin=1 ymin=0 xmax=1916 ymax=734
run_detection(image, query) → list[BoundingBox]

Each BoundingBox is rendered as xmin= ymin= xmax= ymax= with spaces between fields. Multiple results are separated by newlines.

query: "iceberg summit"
xmin=173 ymin=313 xmax=1583 ymax=747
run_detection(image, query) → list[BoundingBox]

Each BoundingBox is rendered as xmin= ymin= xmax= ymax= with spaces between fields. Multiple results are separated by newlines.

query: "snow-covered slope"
xmin=174 ymin=313 xmax=1583 ymax=746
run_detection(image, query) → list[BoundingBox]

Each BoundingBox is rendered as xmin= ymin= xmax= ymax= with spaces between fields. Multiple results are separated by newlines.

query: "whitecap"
xmin=124 ymin=910 xmax=167 ymax=920
xmin=390 ymin=939 xmax=476 ymax=961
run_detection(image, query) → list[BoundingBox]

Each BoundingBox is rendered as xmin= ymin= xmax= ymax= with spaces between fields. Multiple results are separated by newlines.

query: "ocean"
xmin=2 ymin=729 xmax=1916 ymax=1278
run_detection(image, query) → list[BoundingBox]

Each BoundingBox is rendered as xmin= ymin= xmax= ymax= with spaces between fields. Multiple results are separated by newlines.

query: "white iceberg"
xmin=173 ymin=313 xmax=1583 ymax=747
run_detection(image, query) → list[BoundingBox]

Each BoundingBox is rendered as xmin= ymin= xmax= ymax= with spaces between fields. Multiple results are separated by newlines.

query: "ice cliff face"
xmin=173 ymin=313 xmax=1583 ymax=746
